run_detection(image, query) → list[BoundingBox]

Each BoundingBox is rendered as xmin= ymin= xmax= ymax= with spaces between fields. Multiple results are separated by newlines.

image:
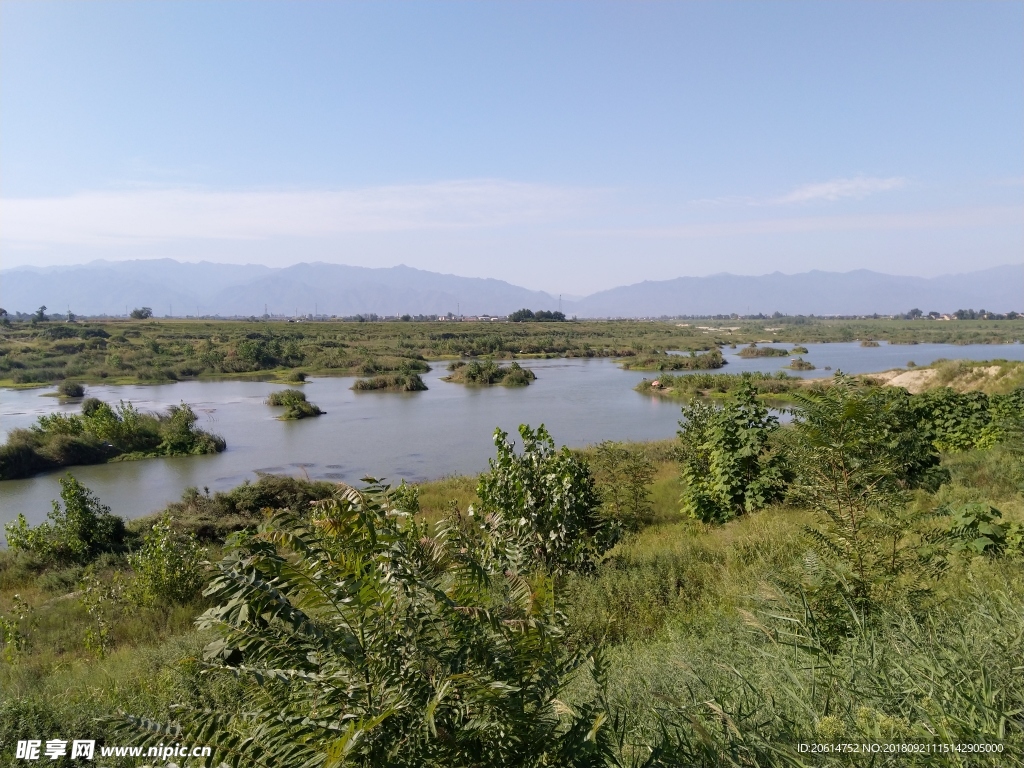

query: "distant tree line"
xmin=508 ymin=308 xmax=567 ymax=322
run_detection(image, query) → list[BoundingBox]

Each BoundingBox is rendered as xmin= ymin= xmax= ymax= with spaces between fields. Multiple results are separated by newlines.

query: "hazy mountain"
xmin=0 ymin=260 xmax=560 ymax=317
xmin=570 ymin=265 xmax=1023 ymax=317
xmin=0 ymin=259 xmax=1019 ymax=317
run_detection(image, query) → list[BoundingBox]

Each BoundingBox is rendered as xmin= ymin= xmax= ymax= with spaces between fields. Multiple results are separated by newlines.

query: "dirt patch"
xmin=884 ymin=369 xmax=938 ymax=393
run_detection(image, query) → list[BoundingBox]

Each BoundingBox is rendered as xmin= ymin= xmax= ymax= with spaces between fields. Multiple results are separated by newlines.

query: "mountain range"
xmin=1 ymin=260 xmax=1020 ymax=317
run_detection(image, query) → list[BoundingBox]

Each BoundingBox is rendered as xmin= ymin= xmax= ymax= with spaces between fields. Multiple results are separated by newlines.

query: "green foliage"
xmin=128 ymin=516 xmax=206 ymax=605
xmin=737 ymin=343 xmax=790 ymax=357
xmin=264 ymin=388 xmax=307 ymax=406
xmin=677 ymin=383 xmax=787 ymax=523
xmin=444 ymin=359 xmax=536 ymax=386
xmin=941 ymin=503 xmax=1012 ymax=556
xmin=620 ymin=349 xmax=725 ymax=371
xmin=265 ymin=388 xmax=324 ymax=419
xmin=56 ymin=380 xmax=85 ymax=397
xmin=639 ymin=370 xmax=800 ymax=398
xmin=4 ymin=475 xmax=125 ymax=565
xmin=119 ymin=485 xmax=616 ymax=768
xmin=390 ymin=479 xmax=421 ymax=515
xmin=0 ymin=398 xmax=225 ymax=479
xmin=508 ymin=308 xmax=566 ymax=322
xmin=129 ymin=307 xmax=153 ymax=320
xmin=589 ymin=441 xmax=656 ymax=530
xmin=352 ymin=372 xmax=428 ymax=391
xmin=476 ymin=424 xmax=617 ymax=573
xmin=787 ymin=379 xmax=948 ymax=623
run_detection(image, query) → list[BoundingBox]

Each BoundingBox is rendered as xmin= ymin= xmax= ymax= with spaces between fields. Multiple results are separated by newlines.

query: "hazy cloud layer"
xmin=0 ymin=181 xmax=599 ymax=247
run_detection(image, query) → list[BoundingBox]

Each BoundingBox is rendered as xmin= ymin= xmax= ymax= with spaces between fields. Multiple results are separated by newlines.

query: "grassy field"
xmin=1 ymin=316 xmax=1021 ymax=388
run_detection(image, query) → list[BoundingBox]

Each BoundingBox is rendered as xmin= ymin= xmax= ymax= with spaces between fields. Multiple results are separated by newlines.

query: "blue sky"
xmin=1 ymin=1 xmax=1021 ymax=294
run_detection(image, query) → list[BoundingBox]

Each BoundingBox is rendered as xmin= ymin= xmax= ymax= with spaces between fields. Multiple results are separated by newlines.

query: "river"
xmin=2 ymin=342 xmax=1022 ymax=529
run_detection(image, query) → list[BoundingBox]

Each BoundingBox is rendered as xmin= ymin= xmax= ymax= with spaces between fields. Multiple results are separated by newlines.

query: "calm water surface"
xmin=2 ymin=342 xmax=1022 ymax=529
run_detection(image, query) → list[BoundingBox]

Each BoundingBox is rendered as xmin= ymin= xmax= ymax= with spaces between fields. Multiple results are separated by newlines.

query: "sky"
xmin=1 ymin=1 xmax=1021 ymax=296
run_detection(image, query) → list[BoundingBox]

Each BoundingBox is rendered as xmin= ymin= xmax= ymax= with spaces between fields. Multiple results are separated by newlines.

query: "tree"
xmin=4 ymin=475 xmax=125 ymax=565
xmin=476 ymin=424 xmax=617 ymax=573
xmin=590 ymin=441 xmax=656 ymax=530
xmin=120 ymin=484 xmax=617 ymax=768
xmin=677 ymin=383 xmax=787 ymax=524
xmin=787 ymin=378 xmax=946 ymax=612
xmin=128 ymin=516 xmax=205 ymax=604
xmin=130 ymin=307 xmax=153 ymax=320
xmin=31 ymin=305 xmax=48 ymax=324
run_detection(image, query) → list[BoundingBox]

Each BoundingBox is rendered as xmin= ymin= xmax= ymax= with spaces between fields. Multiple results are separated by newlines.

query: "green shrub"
xmin=677 ymin=383 xmax=787 ymax=524
xmin=476 ymin=424 xmax=616 ymax=573
xmin=118 ymin=485 xmax=617 ymax=768
xmin=4 ymin=475 xmax=126 ymax=566
xmin=264 ymin=388 xmax=307 ymax=406
xmin=56 ymin=380 xmax=85 ymax=397
xmin=128 ymin=516 xmax=206 ymax=605
xmin=352 ymin=373 xmax=428 ymax=391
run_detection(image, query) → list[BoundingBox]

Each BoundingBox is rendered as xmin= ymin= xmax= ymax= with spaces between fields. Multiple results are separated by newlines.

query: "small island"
xmin=637 ymin=371 xmax=803 ymax=400
xmin=265 ymin=388 xmax=324 ymax=419
xmin=786 ymin=357 xmax=816 ymax=371
xmin=791 ymin=345 xmax=809 ymax=354
xmin=619 ymin=349 xmax=725 ymax=371
xmin=443 ymin=360 xmax=536 ymax=386
xmin=352 ymin=373 xmax=428 ymax=392
xmin=0 ymin=398 xmax=225 ymax=481
xmin=861 ymin=340 xmax=881 ymax=347
xmin=738 ymin=343 xmax=790 ymax=358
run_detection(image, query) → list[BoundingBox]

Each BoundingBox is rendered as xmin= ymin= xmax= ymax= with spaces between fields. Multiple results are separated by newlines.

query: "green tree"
xmin=129 ymin=307 xmax=153 ymax=319
xmin=788 ymin=378 xmax=947 ymax=613
xmin=677 ymin=383 xmax=787 ymax=524
xmin=119 ymin=484 xmax=617 ymax=768
xmin=128 ymin=516 xmax=206 ymax=604
xmin=476 ymin=424 xmax=616 ymax=573
xmin=4 ymin=475 xmax=125 ymax=565
xmin=590 ymin=441 xmax=656 ymax=530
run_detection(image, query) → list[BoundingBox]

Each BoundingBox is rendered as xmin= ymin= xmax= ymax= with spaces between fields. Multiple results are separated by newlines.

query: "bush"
xmin=678 ymin=383 xmax=787 ymax=524
xmin=4 ymin=475 xmax=126 ymax=566
xmin=265 ymin=388 xmax=307 ymax=406
xmin=128 ymin=516 xmax=206 ymax=604
xmin=476 ymin=424 xmax=617 ymax=573
xmin=352 ymin=373 xmax=428 ymax=391
xmin=118 ymin=485 xmax=616 ymax=767
xmin=56 ymin=380 xmax=85 ymax=398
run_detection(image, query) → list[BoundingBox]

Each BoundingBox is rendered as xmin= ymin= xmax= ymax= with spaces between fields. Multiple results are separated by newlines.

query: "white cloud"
xmin=774 ymin=176 xmax=907 ymax=204
xmin=0 ymin=180 xmax=600 ymax=247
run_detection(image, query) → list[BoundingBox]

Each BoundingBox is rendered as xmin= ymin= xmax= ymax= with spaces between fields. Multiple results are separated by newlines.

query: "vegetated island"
xmin=786 ymin=357 xmax=816 ymax=370
xmin=443 ymin=360 xmax=536 ymax=386
xmin=639 ymin=371 xmax=805 ymax=400
xmin=861 ymin=339 xmax=881 ymax=347
xmin=265 ymin=388 xmax=324 ymax=420
xmin=0 ymin=398 xmax=225 ymax=481
xmin=619 ymin=349 xmax=725 ymax=371
xmin=737 ymin=343 xmax=790 ymax=358
xmin=3 ymin=370 xmax=1023 ymax=762
xmin=352 ymin=372 xmax=428 ymax=392
xmin=791 ymin=345 xmax=809 ymax=354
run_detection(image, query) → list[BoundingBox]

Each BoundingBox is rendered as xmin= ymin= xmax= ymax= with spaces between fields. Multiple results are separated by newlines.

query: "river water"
xmin=2 ymin=342 xmax=1022 ymax=529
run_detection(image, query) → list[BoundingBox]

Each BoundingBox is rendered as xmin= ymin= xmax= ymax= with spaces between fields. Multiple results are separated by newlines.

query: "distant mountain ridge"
xmin=1 ymin=259 xmax=1020 ymax=317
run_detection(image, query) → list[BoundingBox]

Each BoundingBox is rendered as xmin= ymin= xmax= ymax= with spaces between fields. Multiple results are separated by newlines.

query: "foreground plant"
xmin=120 ymin=482 xmax=618 ymax=767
